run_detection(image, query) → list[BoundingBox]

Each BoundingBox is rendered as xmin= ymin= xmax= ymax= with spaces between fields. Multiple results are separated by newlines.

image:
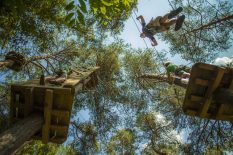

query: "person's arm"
xmin=136 ymin=15 xmax=145 ymax=24
xmin=150 ymin=36 xmax=158 ymax=46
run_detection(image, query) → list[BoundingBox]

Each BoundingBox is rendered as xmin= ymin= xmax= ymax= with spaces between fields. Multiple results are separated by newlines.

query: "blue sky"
xmin=119 ymin=0 xmax=233 ymax=64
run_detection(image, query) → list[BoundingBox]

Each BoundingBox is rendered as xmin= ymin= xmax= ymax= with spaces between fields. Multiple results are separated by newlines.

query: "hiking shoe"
xmin=175 ymin=15 xmax=185 ymax=31
xmin=168 ymin=7 xmax=183 ymax=19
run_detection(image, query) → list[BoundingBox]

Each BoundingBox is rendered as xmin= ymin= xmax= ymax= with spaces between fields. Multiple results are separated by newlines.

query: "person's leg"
xmin=161 ymin=19 xmax=177 ymax=27
xmin=175 ymin=15 xmax=185 ymax=31
xmin=167 ymin=7 xmax=183 ymax=19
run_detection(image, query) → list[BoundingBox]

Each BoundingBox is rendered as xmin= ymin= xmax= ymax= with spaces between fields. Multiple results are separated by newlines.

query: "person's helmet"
xmin=140 ymin=33 xmax=146 ymax=38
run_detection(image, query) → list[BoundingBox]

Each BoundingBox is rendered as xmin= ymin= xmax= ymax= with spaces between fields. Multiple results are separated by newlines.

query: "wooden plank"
xmin=42 ymin=89 xmax=53 ymax=144
xmin=24 ymin=88 xmax=34 ymax=117
xmin=65 ymin=92 xmax=74 ymax=112
xmin=190 ymin=95 xmax=204 ymax=102
xmin=50 ymin=125 xmax=68 ymax=133
xmin=11 ymin=85 xmax=71 ymax=94
xmin=10 ymin=87 xmax=15 ymax=123
xmin=199 ymin=97 xmax=213 ymax=118
xmin=51 ymin=110 xmax=70 ymax=126
xmin=199 ymin=68 xmax=225 ymax=117
xmin=15 ymin=94 xmax=20 ymax=118
xmin=216 ymin=104 xmax=225 ymax=119
xmin=216 ymin=115 xmax=233 ymax=121
xmin=52 ymin=109 xmax=70 ymax=117
xmin=229 ymin=80 xmax=233 ymax=90
xmin=195 ymin=78 xmax=209 ymax=86
xmin=62 ymin=79 xmax=81 ymax=88
xmin=198 ymin=63 xmax=215 ymax=70
xmin=186 ymin=109 xmax=212 ymax=118
xmin=205 ymin=67 xmax=225 ymax=98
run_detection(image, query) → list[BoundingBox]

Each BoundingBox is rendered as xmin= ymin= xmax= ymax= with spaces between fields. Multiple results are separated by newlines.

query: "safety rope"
xmin=131 ymin=10 xmax=165 ymax=74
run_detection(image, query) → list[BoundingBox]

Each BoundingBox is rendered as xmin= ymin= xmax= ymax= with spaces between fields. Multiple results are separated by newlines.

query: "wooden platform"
xmin=183 ymin=63 xmax=233 ymax=121
xmin=10 ymin=67 xmax=99 ymax=144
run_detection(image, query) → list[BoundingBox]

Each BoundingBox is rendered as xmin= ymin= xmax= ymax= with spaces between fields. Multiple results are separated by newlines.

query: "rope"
xmin=131 ymin=15 xmax=149 ymax=49
xmin=131 ymin=10 xmax=164 ymax=73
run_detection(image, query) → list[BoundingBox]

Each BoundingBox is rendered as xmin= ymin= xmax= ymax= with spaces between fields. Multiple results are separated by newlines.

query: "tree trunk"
xmin=139 ymin=74 xmax=188 ymax=88
xmin=190 ymin=14 xmax=233 ymax=33
xmin=0 ymin=114 xmax=43 ymax=155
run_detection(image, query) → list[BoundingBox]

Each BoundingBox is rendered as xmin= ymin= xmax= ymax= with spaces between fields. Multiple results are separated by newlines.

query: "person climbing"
xmin=163 ymin=61 xmax=190 ymax=83
xmin=136 ymin=7 xmax=185 ymax=46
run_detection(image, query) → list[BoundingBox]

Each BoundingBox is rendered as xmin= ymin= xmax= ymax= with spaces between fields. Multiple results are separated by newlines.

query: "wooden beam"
xmin=229 ymin=80 xmax=233 ymax=90
xmin=216 ymin=115 xmax=233 ymax=121
xmin=15 ymin=94 xmax=20 ymax=118
xmin=42 ymin=89 xmax=53 ymax=144
xmin=199 ymin=97 xmax=213 ymax=118
xmin=190 ymin=95 xmax=204 ymax=102
xmin=51 ymin=109 xmax=70 ymax=118
xmin=198 ymin=63 xmax=216 ymax=70
xmin=205 ymin=67 xmax=225 ymax=98
xmin=50 ymin=125 xmax=68 ymax=133
xmin=0 ymin=114 xmax=43 ymax=155
xmin=199 ymin=67 xmax=225 ymax=117
xmin=24 ymin=88 xmax=34 ymax=117
xmin=216 ymin=104 xmax=225 ymax=119
xmin=195 ymin=78 xmax=209 ymax=86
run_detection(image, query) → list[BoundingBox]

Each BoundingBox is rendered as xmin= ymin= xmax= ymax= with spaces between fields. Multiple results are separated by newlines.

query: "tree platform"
xmin=183 ymin=63 xmax=233 ymax=121
xmin=10 ymin=67 xmax=99 ymax=144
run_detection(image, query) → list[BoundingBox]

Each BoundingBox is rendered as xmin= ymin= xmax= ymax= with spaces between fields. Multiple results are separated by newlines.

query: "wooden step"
xmin=195 ymin=78 xmax=209 ymax=86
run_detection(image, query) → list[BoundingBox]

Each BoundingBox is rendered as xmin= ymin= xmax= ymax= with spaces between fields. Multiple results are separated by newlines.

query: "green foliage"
xmin=106 ymin=129 xmax=135 ymax=155
xmin=70 ymin=122 xmax=99 ymax=154
xmin=123 ymin=49 xmax=158 ymax=78
xmin=16 ymin=140 xmax=76 ymax=155
xmin=64 ymin=0 xmax=138 ymax=33
xmin=0 ymin=0 xmax=67 ymax=51
xmin=161 ymin=0 xmax=233 ymax=62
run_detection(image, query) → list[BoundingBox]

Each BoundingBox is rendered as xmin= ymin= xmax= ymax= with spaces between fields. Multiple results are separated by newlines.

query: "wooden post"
xmin=24 ymin=88 xmax=34 ymax=117
xmin=0 ymin=114 xmax=43 ymax=155
xmin=42 ymin=89 xmax=53 ymax=144
xmin=198 ymin=67 xmax=225 ymax=117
